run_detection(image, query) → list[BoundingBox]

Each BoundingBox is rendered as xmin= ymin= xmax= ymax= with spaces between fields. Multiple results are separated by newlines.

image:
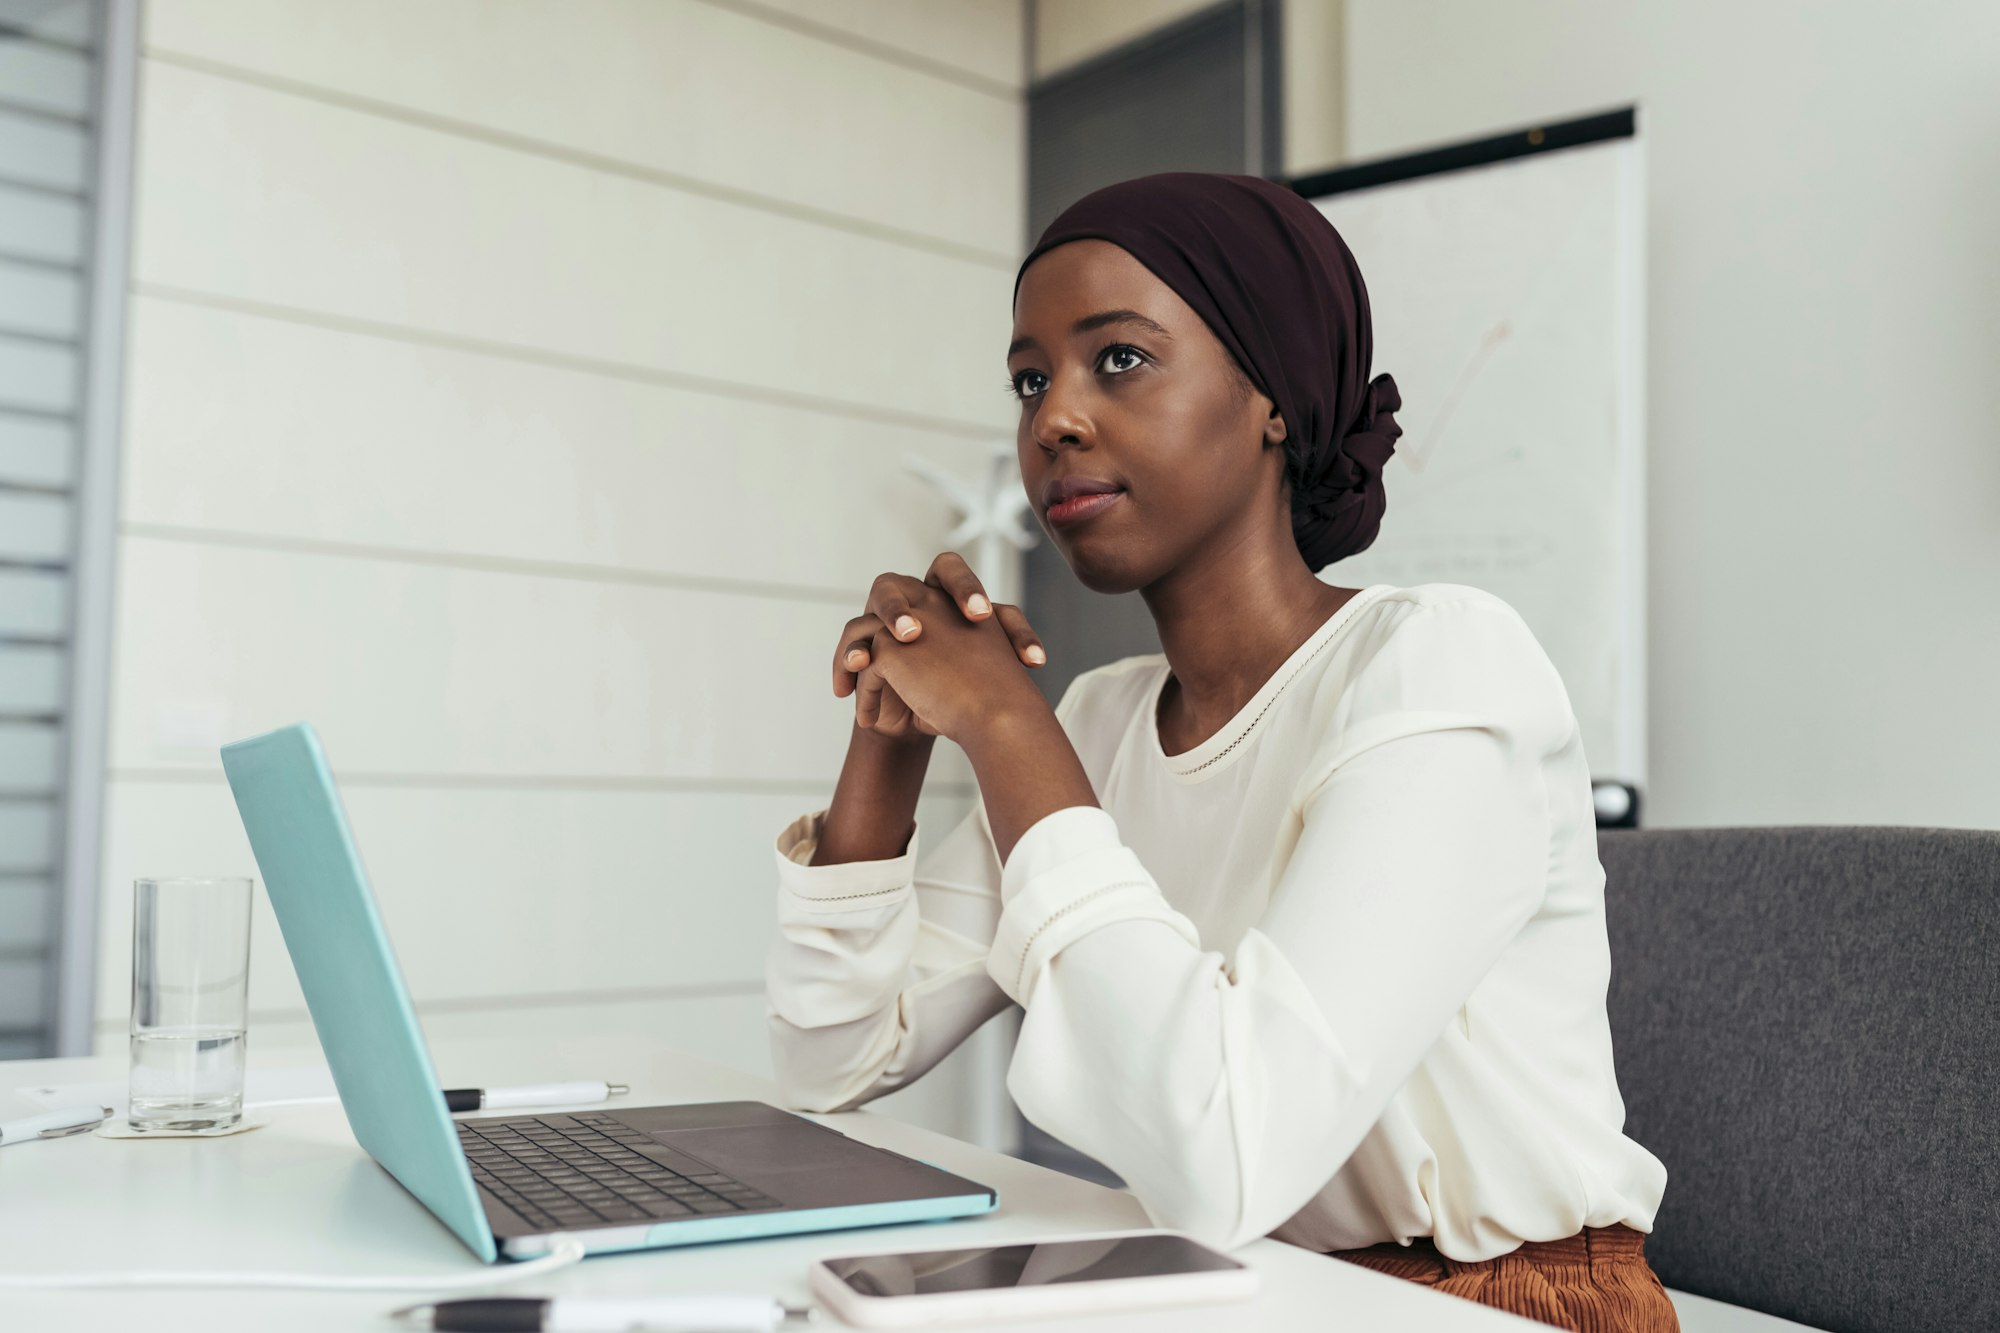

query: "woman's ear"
xmin=1263 ymin=401 xmax=1288 ymax=448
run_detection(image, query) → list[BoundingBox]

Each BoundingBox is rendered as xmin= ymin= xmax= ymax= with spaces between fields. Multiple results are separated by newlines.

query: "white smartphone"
xmin=807 ymin=1228 xmax=1259 ymax=1328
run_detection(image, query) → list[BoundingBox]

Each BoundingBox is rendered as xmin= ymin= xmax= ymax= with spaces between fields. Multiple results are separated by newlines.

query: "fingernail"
xmin=967 ymin=594 xmax=991 ymax=616
xmin=845 ymin=649 xmax=867 ymax=669
xmin=1025 ymin=645 xmax=1047 ymax=665
xmin=895 ymin=615 xmax=919 ymax=639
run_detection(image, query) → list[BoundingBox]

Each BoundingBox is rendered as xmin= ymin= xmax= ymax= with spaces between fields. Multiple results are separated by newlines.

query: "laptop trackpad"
xmin=653 ymin=1123 xmax=943 ymax=1208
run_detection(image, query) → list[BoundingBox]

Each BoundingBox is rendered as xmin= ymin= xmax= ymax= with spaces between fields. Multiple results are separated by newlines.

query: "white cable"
xmin=0 ymin=1238 xmax=587 ymax=1291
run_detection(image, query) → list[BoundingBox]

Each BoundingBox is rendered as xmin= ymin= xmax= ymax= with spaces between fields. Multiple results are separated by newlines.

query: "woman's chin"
xmin=1061 ymin=543 xmax=1153 ymax=596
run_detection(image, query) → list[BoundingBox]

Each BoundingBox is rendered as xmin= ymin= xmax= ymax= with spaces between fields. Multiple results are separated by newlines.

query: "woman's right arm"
xmin=765 ymin=552 xmax=1044 ymax=1112
xmin=764 ymin=724 xmax=1009 ymax=1112
xmin=809 ymin=722 xmax=935 ymax=867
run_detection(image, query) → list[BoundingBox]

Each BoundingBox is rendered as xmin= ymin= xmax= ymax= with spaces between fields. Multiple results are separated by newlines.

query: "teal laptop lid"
xmin=221 ymin=723 xmax=497 ymax=1263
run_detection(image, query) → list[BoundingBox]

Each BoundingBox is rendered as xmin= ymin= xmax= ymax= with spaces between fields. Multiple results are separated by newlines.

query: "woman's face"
xmin=1008 ymin=240 xmax=1288 ymax=595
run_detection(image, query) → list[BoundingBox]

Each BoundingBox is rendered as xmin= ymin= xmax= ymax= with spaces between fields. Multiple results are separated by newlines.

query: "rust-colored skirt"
xmin=1329 ymin=1225 xmax=1679 ymax=1332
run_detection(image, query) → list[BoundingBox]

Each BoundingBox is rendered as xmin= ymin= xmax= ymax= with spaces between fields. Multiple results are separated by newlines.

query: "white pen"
xmin=0 ymin=1103 xmax=113 ymax=1146
xmin=441 ymin=1081 xmax=630 ymax=1113
xmin=391 ymin=1295 xmax=815 ymax=1332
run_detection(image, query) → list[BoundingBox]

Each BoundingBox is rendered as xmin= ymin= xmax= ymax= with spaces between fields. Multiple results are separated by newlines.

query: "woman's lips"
xmin=1047 ymin=489 xmax=1125 ymax=527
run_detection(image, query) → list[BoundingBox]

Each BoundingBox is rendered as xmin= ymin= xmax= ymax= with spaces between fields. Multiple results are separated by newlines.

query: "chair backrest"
xmin=1598 ymin=826 xmax=1999 ymax=1333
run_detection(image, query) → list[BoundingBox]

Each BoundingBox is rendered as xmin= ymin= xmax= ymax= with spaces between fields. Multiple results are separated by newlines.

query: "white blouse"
xmin=764 ymin=583 xmax=1667 ymax=1260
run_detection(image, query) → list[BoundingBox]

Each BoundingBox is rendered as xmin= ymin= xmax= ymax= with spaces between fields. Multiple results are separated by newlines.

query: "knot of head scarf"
xmin=1014 ymin=172 xmax=1401 ymax=571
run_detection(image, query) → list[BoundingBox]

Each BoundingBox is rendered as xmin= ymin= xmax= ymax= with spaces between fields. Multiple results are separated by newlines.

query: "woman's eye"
xmin=1100 ymin=344 xmax=1143 ymax=374
xmin=1007 ymin=346 xmax=1142 ymax=401
xmin=1008 ymin=370 xmax=1047 ymax=400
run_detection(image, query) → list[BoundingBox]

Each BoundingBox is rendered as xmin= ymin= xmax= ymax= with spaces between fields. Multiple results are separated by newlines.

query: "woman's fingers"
xmin=839 ymin=564 xmax=1042 ymax=709
xmin=993 ymin=602 xmax=1048 ymax=666
xmin=925 ymin=550 xmax=994 ymax=622
xmin=867 ymin=572 xmax=929 ymax=644
xmin=856 ymin=557 xmax=1000 ymax=656
xmin=833 ymin=613 xmax=884 ymax=698
xmin=853 ymin=661 xmax=888 ymax=730
xmin=873 ymin=682 xmax=917 ymax=737
xmin=854 ymin=661 xmax=922 ymax=737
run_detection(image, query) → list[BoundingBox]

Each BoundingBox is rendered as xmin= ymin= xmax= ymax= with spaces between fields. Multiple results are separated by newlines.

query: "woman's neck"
xmin=1140 ymin=515 xmax=1355 ymax=748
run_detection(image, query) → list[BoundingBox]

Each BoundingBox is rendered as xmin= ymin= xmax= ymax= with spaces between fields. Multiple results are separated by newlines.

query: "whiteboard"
xmin=1310 ymin=137 xmax=1647 ymax=787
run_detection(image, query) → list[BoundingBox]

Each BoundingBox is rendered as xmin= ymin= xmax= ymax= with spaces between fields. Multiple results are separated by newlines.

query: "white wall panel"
xmin=94 ymin=776 xmax=975 ymax=1046
xmin=108 ymin=534 xmax=981 ymax=787
xmin=132 ymin=61 xmax=1016 ymax=434
xmin=97 ymin=988 xmax=777 ymax=1080
xmin=144 ymin=0 xmax=1022 ymax=258
xmin=97 ymin=2 xmax=1023 ymax=1127
xmin=109 ymin=536 xmax=862 ymax=779
xmin=1032 ymin=0 xmax=1218 ymax=78
xmin=419 ymin=990 xmax=777 ymax=1082
xmin=120 ymin=296 xmax=1018 ymax=597
xmin=727 ymin=0 xmax=1023 ymax=89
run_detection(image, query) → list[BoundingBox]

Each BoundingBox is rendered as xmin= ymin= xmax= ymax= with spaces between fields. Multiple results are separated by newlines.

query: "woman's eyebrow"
xmin=1008 ymin=309 xmax=1173 ymax=359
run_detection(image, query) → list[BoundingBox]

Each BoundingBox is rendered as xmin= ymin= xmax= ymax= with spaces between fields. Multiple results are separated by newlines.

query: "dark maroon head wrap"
xmin=1014 ymin=172 xmax=1401 ymax=571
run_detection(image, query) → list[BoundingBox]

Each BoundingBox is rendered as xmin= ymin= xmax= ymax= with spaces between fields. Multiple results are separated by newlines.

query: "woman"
xmin=764 ymin=173 xmax=1674 ymax=1332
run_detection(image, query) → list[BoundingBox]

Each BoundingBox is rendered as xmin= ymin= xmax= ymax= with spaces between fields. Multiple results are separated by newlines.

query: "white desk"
xmin=0 ymin=1035 xmax=1535 ymax=1331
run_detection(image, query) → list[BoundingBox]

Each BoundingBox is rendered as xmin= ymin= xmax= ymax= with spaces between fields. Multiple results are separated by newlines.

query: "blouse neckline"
xmin=1149 ymin=584 xmax=1396 ymax=784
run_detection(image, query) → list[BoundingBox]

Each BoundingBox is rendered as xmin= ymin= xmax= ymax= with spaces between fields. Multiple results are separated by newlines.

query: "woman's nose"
xmin=1031 ymin=372 xmax=1093 ymax=451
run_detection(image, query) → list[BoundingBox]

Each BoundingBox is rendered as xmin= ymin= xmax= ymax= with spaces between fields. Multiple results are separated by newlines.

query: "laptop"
xmin=220 ymin=722 xmax=996 ymax=1262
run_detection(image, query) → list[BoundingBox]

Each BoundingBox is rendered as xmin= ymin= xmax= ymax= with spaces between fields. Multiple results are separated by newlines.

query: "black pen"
xmin=392 ymin=1295 xmax=815 ymax=1331
xmin=440 ymin=1080 xmax=630 ymax=1113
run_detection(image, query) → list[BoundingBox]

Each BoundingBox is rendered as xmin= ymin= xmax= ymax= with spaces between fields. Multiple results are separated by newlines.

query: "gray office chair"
xmin=1599 ymin=826 xmax=2000 ymax=1333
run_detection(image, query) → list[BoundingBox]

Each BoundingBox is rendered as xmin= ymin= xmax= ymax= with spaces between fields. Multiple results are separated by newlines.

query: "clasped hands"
xmin=832 ymin=551 xmax=1051 ymax=746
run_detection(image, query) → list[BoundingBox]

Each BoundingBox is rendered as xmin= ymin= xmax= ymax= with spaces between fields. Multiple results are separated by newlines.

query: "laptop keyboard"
xmin=456 ymin=1111 xmax=780 ymax=1232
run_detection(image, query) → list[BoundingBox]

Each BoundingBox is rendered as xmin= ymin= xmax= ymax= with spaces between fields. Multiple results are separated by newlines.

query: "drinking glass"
xmin=128 ymin=877 xmax=253 ymax=1132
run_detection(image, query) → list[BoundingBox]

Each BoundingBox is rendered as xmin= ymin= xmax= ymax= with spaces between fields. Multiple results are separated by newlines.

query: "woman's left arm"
xmin=937 ymin=599 xmax=1575 ymax=1250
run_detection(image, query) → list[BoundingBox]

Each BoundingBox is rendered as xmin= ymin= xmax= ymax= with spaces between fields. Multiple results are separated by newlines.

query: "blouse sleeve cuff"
xmin=773 ymin=808 xmax=917 ymax=916
xmin=988 ymin=805 xmax=1197 ymax=1006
